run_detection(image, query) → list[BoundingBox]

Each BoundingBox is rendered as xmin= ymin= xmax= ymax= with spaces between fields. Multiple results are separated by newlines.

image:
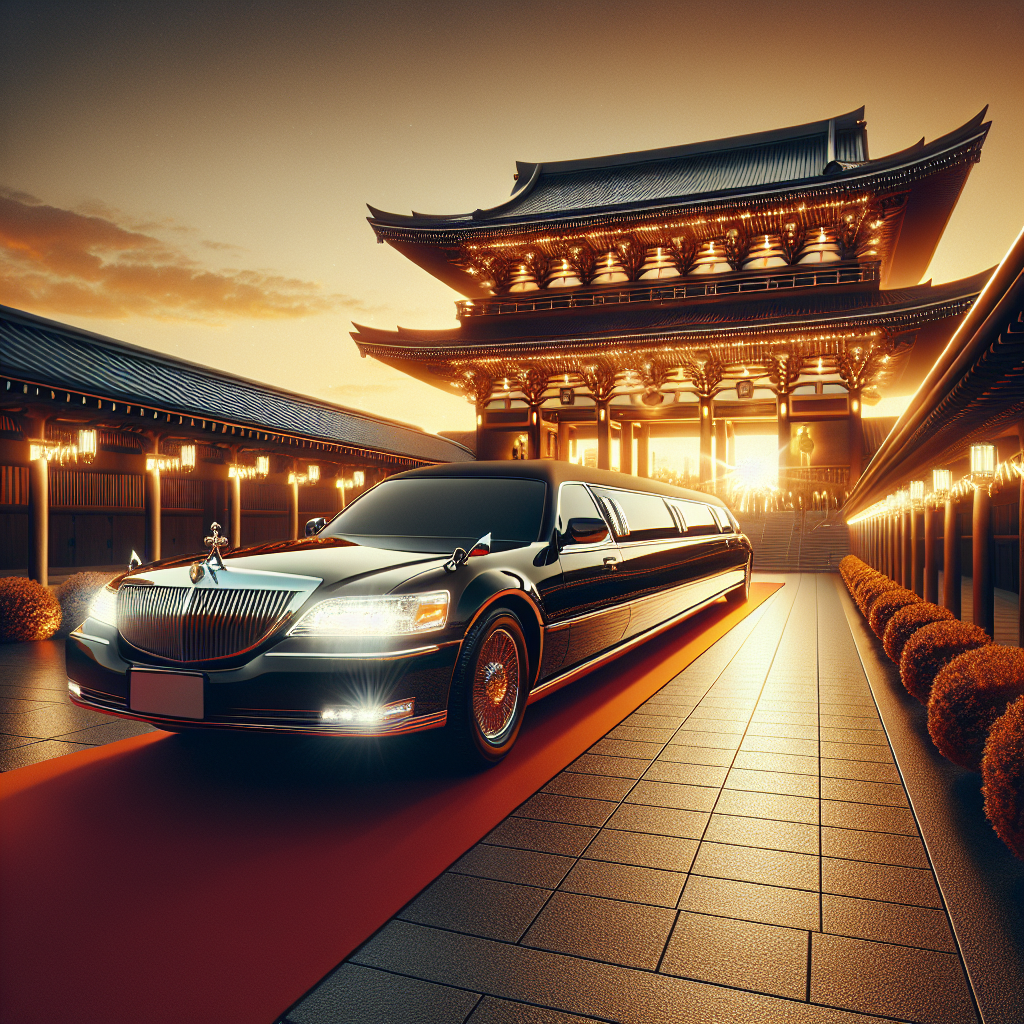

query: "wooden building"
xmin=355 ymin=108 xmax=992 ymax=507
xmin=0 ymin=305 xmax=473 ymax=584
xmin=846 ymin=228 xmax=1023 ymax=645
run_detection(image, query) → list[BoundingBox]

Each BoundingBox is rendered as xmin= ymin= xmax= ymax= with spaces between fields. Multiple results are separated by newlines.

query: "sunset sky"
xmin=1 ymin=0 xmax=1021 ymax=436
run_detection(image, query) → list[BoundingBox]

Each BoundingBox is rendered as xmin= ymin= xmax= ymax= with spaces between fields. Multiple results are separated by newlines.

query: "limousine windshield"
xmin=323 ymin=476 xmax=547 ymax=553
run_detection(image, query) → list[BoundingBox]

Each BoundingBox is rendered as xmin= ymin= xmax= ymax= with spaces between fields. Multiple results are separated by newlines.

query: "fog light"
xmin=68 ymin=681 xmax=81 ymax=697
xmin=321 ymin=698 xmax=415 ymax=725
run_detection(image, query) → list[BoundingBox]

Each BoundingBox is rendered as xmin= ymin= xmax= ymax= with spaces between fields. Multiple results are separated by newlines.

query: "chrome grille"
xmin=117 ymin=585 xmax=296 ymax=662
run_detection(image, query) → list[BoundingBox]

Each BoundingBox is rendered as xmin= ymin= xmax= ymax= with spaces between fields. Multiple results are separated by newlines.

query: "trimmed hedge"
xmin=54 ymin=572 xmax=119 ymax=638
xmin=882 ymin=602 xmax=955 ymax=664
xmin=0 ymin=578 xmax=62 ymax=642
xmin=982 ymin=696 xmax=1024 ymax=861
xmin=900 ymin=619 xmax=992 ymax=704
xmin=868 ymin=588 xmax=920 ymax=640
xmin=856 ymin=576 xmax=900 ymax=617
xmin=928 ymin=647 xmax=1024 ymax=771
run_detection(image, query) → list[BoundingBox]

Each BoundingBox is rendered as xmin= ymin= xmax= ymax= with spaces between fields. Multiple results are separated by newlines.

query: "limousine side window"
xmin=667 ymin=498 xmax=721 ymax=537
xmin=592 ymin=487 xmax=679 ymax=543
xmin=707 ymin=505 xmax=733 ymax=532
xmin=556 ymin=483 xmax=606 ymax=543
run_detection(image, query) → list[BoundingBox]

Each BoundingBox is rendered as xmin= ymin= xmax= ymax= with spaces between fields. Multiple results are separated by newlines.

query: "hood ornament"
xmin=203 ymin=522 xmax=229 ymax=571
xmin=189 ymin=561 xmax=205 ymax=584
xmin=128 ymin=549 xmax=143 ymax=572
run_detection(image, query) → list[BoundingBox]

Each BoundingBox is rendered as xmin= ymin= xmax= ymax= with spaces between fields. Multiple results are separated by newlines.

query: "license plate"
xmin=130 ymin=669 xmax=205 ymax=719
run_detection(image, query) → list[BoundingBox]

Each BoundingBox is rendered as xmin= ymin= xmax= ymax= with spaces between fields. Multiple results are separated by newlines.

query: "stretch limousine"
xmin=67 ymin=462 xmax=752 ymax=765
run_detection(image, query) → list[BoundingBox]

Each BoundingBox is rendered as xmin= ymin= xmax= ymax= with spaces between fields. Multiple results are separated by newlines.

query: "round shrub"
xmin=856 ymin=576 xmax=899 ymax=616
xmin=928 ymin=647 xmax=1024 ymax=770
xmin=882 ymin=602 xmax=954 ymax=664
xmin=868 ymin=588 xmax=920 ymax=640
xmin=900 ymin=619 xmax=991 ymax=704
xmin=982 ymin=696 xmax=1024 ymax=861
xmin=54 ymin=571 xmax=119 ymax=638
xmin=0 ymin=577 xmax=62 ymax=642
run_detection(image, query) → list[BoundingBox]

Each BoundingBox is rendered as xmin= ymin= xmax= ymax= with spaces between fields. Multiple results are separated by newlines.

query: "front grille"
xmin=117 ymin=585 xmax=296 ymax=662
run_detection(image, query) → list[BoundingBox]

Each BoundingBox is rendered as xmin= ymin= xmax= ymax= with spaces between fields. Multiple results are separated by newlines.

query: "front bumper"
xmin=65 ymin=621 xmax=461 ymax=736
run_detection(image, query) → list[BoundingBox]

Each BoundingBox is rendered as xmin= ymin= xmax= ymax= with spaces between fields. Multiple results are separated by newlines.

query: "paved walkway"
xmin=279 ymin=575 xmax=999 ymax=1024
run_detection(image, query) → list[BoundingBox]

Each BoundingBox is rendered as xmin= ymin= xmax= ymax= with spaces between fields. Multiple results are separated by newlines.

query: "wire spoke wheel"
xmin=472 ymin=628 xmax=521 ymax=741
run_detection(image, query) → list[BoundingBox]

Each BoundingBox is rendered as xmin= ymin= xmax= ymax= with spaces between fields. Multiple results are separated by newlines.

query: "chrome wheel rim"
xmin=472 ymin=628 xmax=520 ymax=741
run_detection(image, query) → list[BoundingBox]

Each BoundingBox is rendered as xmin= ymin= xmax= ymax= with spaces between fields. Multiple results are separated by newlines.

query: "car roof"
xmin=389 ymin=460 xmax=729 ymax=508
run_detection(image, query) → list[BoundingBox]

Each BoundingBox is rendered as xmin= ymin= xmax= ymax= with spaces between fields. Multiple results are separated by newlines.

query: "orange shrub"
xmin=982 ymin=696 xmax=1024 ymax=861
xmin=856 ymin=577 xmax=899 ymax=616
xmin=55 ymin=571 xmax=119 ymax=638
xmin=900 ymin=619 xmax=991 ymax=704
xmin=0 ymin=577 xmax=62 ymax=642
xmin=868 ymin=588 xmax=920 ymax=640
xmin=928 ymin=647 xmax=1024 ymax=771
xmin=883 ymin=602 xmax=954 ymax=664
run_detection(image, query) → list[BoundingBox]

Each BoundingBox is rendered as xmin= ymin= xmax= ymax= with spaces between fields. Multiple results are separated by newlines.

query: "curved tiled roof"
xmin=0 ymin=305 xmax=474 ymax=464
xmin=352 ymin=272 xmax=991 ymax=357
xmin=368 ymin=108 xmax=987 ymax=229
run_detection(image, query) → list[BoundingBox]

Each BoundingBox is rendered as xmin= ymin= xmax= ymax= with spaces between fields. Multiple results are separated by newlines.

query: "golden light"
xmin=180 ymin=444 xmax=196 ymax=473
xmin=970 ymin=443 xmax=996 ymax=479
xmin=307 ymin=464 xmax=320 ymax=484
xmin=933 ymin=468 xmax=952 ymax=494
xmin=353 ymin=470 xmax=365 ymax=487
xmin=78 ymin=429 xmax=97 ymax=464
xmin=256 ymin=456 xmax=270 ymax=477
xmin=909 ymin=480 xmax=924 ymax=503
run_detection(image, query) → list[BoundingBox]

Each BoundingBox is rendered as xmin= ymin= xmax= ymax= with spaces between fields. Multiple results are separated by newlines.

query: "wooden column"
xmin=725 ymin=420 xmax=736 ymax=471
xmin=475 ymin=401 xmax=487 ymax=459
xmin=25 ymin=413 xmax=48 ymax=585
xmin=924 ymin=504 xmax=939 ymax=603
xmin=847 ymin=388 xmax=864 ymax=488
xmin=699 ymin=397 xmax=714 ymax=484
xmin=527 ymin=404 xmax=542 ymax=460
xmin=972 ymin=483 xmax=994 ymax=636
xmin=145 ymin=438 xmax=161 ymax=564
xmin=557 ymin=419 xmax=571 ymax=463
xmin=288 ymin=465 xmax=300 ymax=540
xmin=228 ymin=472 xmax=242 ymax=549
xmin=637 ymin=424 xmax=650 ymax=478
xmin=596 ymin=400 xmax=611 ymax=471
xmin=620 ymin=422 xmax=633 ymax=475
xmin=890 ymin=515 xmax=900 ymax=582
xmin=777 ymin=391 xmax=792 ymax=488
xmin=714 ymin=414 xmax=727 ymax=487
xmin=1019 ymin=422 xmax=1024 ymax=648
xmin=912 ymin=507 xmax=925 ymax=597
xmin=943 ymin=496 xmax=961 ymax=618
xmin=901 ymin=510 xmax=913 ymax=588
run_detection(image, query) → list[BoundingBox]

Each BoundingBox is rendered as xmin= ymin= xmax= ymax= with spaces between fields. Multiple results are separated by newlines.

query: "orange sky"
xmin=1 ymin=0 xmax=1021 ymax=436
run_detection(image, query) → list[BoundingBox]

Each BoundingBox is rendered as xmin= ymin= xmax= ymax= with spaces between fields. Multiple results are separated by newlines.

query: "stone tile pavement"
xmin=281 ymin=576 xmax=982 ymax=1024
xmin=0 ymin=640 xmax=153 ymax=772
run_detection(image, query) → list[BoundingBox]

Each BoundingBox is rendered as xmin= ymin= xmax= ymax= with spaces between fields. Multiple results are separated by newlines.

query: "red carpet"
xmin=0 ymin=583 xmax=779 ymax=1024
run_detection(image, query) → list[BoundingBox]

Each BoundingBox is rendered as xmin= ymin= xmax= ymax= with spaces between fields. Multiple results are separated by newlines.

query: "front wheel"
xmin=447 ymin=608 xmax=529 ymax=768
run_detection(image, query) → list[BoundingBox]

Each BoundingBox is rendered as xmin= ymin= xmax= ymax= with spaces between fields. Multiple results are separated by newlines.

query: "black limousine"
xmin=67 ymin=462 xmax=752 ymax=764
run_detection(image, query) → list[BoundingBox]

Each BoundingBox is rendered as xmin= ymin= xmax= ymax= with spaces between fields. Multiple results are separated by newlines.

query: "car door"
xmin=667 ymin=498 xmax=746 ymax=607
xmin=590 ymin=485 xmax=693 ymax=638
xmin=536 ymin=482 xmax=627 ymax=679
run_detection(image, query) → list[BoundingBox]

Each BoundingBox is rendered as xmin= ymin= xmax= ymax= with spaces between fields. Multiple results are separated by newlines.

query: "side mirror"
xmin=566 ymin=517 xmax=609 ymax=545
xmin=305 ymin=517 xmax=327 ymax=536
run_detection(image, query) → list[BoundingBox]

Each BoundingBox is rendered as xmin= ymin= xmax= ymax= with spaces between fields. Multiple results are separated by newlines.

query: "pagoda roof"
xmin=353 ymin=270 xmax=990 ymax=358
xmin=367 ymin=108 xmax=989 ymax=292
xmin=369 ymin=108 xmax=987 ymax=228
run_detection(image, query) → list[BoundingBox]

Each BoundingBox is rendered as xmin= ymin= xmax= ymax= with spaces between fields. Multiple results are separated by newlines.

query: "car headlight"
xmin=89 ymin=585 xmax=118 ymax=627
xmin=288 ymin=591 xmax=449 ymax=637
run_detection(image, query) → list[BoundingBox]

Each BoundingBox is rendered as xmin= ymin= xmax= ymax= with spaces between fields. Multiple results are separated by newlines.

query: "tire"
xmin=726 ymin=558 xmax=752 ymax=605
xmin=447 ymin=607 xmax=529 ymax=768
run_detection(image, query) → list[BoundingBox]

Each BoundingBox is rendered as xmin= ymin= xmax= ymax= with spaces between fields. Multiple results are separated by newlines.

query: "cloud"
xmin=0 ymin=189 xmax=367 ymax=323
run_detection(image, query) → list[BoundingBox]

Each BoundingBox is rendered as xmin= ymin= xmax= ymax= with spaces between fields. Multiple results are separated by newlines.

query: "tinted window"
xmin=710 ymin=505 xmax=734 ymax=532
xmin=668 ymin=499 xmax=720 ymax=537
xmin=556 ymin=483 xmax=603 ymax=537
xmin=592 ymin=487 xmax=679 ymax=542
xmin=323 ymin=477 xmax=546 ymax=552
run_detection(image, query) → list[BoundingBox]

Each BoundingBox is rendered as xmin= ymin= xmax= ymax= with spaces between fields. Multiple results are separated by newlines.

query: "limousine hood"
xmin=124 ymin=536 xmax=446 ymax=590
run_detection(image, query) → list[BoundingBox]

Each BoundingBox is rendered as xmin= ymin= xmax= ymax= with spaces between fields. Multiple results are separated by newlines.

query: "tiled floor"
xmin=280 ymin=575 xmax=981 ymax=1024
xmin=0 ymin=640 xmax=153 ymax=772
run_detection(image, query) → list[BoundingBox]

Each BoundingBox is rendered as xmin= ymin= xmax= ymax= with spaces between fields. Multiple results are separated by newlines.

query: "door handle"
xmin=602 ymin=556 xmax=619 ymax=570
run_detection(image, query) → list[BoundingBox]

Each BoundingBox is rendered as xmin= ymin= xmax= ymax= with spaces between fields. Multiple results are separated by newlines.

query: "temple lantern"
xmin=545 ymin=255 xmax=582 ymax=288
xmin=638 ymin=245 xmax=681 ymax=280
xmin=742 ymin=234 xmax=788 ymax=271
xmin=590 ymin=250 xmax=629 ymax=285
xmin=797 ymin=227 xmax=842 ymax=263
xmin=689 ymin=239 xmax=731 ymax=275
